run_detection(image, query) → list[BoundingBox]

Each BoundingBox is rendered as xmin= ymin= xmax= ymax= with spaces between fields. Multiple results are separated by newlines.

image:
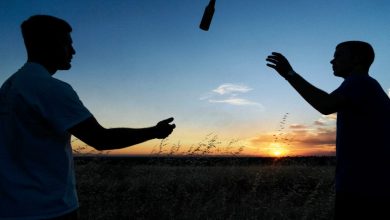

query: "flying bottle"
xmin=199 ymin=0 xmax=216 ymax=31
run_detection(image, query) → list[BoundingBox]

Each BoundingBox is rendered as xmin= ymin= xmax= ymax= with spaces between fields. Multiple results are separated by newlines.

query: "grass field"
xmin=75 ymin=157 xmax=336 ymax=220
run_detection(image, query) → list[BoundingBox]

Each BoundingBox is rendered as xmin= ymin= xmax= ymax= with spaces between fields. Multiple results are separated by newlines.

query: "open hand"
xmin=155 ymin=117 xmax=176 ymax=139
xmin=266 ymin=52 xmax=294 ymax=78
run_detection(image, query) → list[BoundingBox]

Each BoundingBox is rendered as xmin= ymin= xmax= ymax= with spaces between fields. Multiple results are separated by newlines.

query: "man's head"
xmin=21 ymin=15 xmax=75 ymax=73
xmin=330 ymin=41 xmax=375 ymax=78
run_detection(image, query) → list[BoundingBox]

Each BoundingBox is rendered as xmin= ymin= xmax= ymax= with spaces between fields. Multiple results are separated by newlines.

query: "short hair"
xmin=21 ymin=15 xmax=72 ymax=54
xmin=336 ymin=41 xmax=375 ymax=70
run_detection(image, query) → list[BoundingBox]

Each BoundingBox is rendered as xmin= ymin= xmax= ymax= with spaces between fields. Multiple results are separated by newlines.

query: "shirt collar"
xmin=23 ymin=62 xmax=51 ymax=77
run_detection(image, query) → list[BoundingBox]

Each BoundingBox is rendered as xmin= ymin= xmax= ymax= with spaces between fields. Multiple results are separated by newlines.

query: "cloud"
xmin=313 ymin=114 xmax=337 ymax=126
xmin=314 ymin=120 xmax=326 ymax=126
xmin=212 ymin=83 xmax=252 ymax=95
xmin=201 ymin=83 xmax=263 ymax=109
xmin=293 ymin=117 xmax=336 ymax=148
xmin=292 ymin=128 xmax=336 ymax=146
xmin=289 ymin=124 xmax=308 ymax=129
xmin=319 ymin=113 xmax=337 ymax=122
xmin=209 ymin=98 xmax=264 ymax=108
xmin=388 ymin=88 xmax=390 ymax=97
xmin=323 ymin=113 xmax=337 ymax=121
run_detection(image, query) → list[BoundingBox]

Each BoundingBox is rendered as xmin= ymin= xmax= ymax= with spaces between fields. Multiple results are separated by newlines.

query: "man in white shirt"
xmin=0 ymin=15 xmax=175 ymax=220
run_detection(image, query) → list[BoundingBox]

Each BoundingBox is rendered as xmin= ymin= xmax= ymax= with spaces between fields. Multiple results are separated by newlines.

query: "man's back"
xmin=1 ymin=14 xmax=176 ymax=219
xmin=332 ymin=75 xmax=390 ymax=196
xmin=265 ymin=41 xmax=390 ymax=218
xmin=0 ymin=62 xmax=91 ymax=219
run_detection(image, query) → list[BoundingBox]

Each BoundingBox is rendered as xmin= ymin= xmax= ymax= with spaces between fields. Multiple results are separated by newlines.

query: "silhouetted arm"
xmin=266 ymin=52 xmax=345 ymax=115
xmin=68 ymin=116 xmax=175 ymax=151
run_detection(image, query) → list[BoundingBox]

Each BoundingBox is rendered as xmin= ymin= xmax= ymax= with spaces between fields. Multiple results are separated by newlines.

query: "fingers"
xmin=266 ymin=52 xmax=290 ymax=66
xmin=266 ymin=52 xmax=285 ymax=64
xmin=155 ymin=117 xmax=176 ymax=139
xmin=157 ymin=117 xmax=175 ymax=127
xmin=160 ymin=117 xmax=174 ymax=124
xmin=266 ymin=52 xmax=283 ymax=71
xmin=266 ymin=63 xmax=277 ymax=69
xmin=265 ymin=52 xmax=294 ymax=78
xmin=267 ymin=52 xmax=285 ymax=59
xmin=157 ymin=124 xmax=175 ymax=139
xmin=271 ymin=52 xmax=282 ymax=56
xmin=163 ymin=118 xmax=175 ymax=129
xmin=266 ymin=56 xmax=279 ymax=67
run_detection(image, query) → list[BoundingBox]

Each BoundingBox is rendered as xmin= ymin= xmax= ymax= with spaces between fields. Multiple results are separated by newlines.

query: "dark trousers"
xmin=335 ymin=192 xmax=390 ymax=220
xmin=48 ymin=209 xmax=78 ymax=220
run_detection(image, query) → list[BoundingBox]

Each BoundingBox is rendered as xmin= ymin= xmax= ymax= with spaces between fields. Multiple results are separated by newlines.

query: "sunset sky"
xmin=1 ymin=0 xmax=389 ymax=156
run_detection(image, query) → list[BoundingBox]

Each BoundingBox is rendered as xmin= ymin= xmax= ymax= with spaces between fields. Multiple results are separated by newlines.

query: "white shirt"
xmin=0 ymin=62 xmax=92 ymax=219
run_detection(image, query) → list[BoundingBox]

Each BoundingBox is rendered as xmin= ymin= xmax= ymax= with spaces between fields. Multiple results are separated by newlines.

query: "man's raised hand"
xmin=266 ymin=52 xmax=294 ymax=79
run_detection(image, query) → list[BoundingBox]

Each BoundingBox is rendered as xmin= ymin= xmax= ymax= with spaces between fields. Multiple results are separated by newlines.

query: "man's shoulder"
xmin=5 ymin=63 xmax=77 ymax=106
xmin=338 ymin=75 xmax=380 ymax=91
xmin=344 ymin=75 xmax=378 ymax=84
xmin=19 ymin=63 xmax=73 ymax=91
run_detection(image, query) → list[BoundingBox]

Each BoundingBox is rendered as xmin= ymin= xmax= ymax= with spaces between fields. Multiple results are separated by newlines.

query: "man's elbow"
xmin=80 ymin=131 xmax=113 ymax=151
xmin=319 ymin=110 xmax=336 ymax=115
xmin=69 ymin=117 xmax=113 ymax=151
xmin=317 ymin=94 xmax=343 ymax=115
xmin=316 ymin=105 xmax=337 ymax=115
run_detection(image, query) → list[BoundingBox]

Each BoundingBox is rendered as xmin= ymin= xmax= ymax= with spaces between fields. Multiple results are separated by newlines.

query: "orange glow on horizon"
xmin=71 ymin=127 xmax=336 ymax=157
xmin=267 ymin=143 xmax=288 ymax=157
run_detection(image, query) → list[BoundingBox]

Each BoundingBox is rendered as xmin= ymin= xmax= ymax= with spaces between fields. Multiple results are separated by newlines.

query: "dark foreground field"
xmin=75 ymin=156 xmax=336 ymax=220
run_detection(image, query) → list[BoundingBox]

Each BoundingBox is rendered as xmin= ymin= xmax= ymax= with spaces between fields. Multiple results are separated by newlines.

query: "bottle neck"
xmin=208 ymin=0 xmax=216 ymax=8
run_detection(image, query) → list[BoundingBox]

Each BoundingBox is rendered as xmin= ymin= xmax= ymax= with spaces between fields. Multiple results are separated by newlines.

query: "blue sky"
xmin=1 ymin=0 xmax=389 ymax=156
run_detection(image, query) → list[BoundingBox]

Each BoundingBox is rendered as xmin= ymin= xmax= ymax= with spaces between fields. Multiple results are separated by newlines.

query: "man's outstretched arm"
xmin=68 ymin=116 xmax=176 ymax=151
xmin=266 ymin=52 xmax=344 ymax=115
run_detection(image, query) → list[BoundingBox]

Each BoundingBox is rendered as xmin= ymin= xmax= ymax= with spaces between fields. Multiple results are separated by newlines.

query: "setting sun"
xmin=268 ymin=143 xmax=287 ymax=157
xmin=272 ymin=150 xmax=282 ymax=157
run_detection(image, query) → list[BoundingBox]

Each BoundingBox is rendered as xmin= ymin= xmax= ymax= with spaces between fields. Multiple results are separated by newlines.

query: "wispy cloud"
xmin=289 ymin=124 xmax=308 ymax=129
xmin=314 ymin=114 xmax=337 ymax=126
xmin=209 ymin=98 xmax=264 ymax=107
xmin=323 ymin=113 xmax=337 ymax=121
xmin=212 ymin=83 xmax=252 ymax=95
xmin=202 ymin=83 xmax=264 ymax=109
xmin=292 ymin=128 xmax=336 ymax=146
xmin=314 ymin=119 xmax=326 ymax=126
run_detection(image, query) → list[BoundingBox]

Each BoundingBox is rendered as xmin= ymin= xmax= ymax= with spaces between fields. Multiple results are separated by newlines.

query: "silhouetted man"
xmin=0 ymin=15 xmax=175 ymax=220
xmin=266 ymin=41 xmax=390 ymax=219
